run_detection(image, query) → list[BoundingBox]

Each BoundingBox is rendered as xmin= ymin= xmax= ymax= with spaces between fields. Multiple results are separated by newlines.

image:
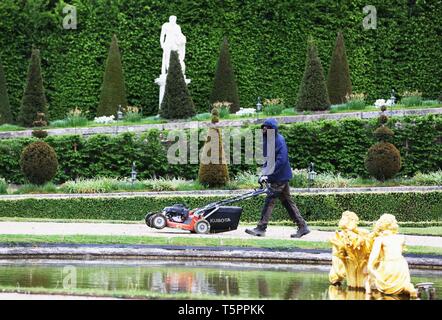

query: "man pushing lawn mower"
xmin=144 ymin=118 xmax=309 ymax=236
xmin=245 ymin=118 xmax=311 ymax=238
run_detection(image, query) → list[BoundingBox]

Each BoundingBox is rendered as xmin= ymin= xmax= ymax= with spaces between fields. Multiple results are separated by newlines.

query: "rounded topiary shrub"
xmin=373 ymin=126 xmax=394 ymax=142
xmin=20 ymin=141 xmax=58 ymax=185
xmin=32 ymin=130 xmax=48 ymax=139
xmin=365 ymin=142 xmax=401 ymax=181
xmin=378 ymin=114 xmax=388 ymax=125
xmin=211 ymin=106 xmax=220 ymax=124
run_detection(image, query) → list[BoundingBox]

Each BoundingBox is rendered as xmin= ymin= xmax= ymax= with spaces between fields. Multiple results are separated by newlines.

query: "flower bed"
xmin=2 ymin=170 xmax=442 ymax=196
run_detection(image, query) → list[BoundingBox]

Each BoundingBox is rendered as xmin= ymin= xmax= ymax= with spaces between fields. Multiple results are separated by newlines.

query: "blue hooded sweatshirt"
xmin=261 ymin=118 xmax=293 ymax=183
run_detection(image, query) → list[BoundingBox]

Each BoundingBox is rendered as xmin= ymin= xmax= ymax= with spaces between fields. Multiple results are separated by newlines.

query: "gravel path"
xmin=0 ymin=221 xmax=441 ymax=248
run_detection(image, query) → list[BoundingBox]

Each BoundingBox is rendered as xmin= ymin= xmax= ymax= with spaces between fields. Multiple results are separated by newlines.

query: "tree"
xmin=97 ymin=35 xmax=128 ymax=117
xmin=0 ymin=57 xmax=13 ymax=125
xmin=365 ymin=112 xmax=401 ymax=181
xmin=18 ymin=48 xmax=48 ymax=127
xmin=160 ymin=51 xmax=196 ymax=119
xmin=20 ymin=141 xmax=58 ymax=185
xmin=198 ymin=107 xmax=229 ymax=187
xmin=327 ymin=31 xmax=352 ymax=104
xmin=210 ymin=37 xmax=240 ymax=113
xmin=296 ymin=39 xmax=330 ymax=111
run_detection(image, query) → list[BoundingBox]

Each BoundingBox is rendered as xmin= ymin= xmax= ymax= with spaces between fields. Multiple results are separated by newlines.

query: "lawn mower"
xmin=144 ymin=181 xmax=270 ymax=234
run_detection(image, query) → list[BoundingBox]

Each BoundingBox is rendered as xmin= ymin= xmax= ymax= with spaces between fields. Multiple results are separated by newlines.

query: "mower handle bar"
xmin=193 ymin=181 xmax=270 ymax=216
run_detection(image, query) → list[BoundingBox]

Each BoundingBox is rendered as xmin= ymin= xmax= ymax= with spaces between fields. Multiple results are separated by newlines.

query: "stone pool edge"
xmin=1 ymin=244 xmax=441 ymax=270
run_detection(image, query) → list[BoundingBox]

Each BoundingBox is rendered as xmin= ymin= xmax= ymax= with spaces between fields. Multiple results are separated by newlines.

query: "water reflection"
xmin=0 ymin=261 xmax=439 ymax=300
xmin=328 ymin=284 xmax=438 ymax=300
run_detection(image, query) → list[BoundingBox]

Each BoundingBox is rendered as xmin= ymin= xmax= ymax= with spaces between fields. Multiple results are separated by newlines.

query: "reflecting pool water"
xmin=0 ymin=260 xmax=440 ymax=300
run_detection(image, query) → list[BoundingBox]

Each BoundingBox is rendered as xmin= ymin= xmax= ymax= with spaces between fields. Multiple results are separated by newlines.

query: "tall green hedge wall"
xmin=0 ymin=0 xmax=441 ymax=121
xmin=0 ymin=115 xmax=440 ymax=184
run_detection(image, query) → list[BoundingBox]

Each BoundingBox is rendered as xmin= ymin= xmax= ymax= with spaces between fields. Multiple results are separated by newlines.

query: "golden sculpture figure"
xmin=365 ymin=214 xmax=418 ymax=298
xmin=329 ymin=211 xmax=373 ymax=288
xmin=328 ymin=285 xmax=368 ymax=300
xmin=328 ymin=285 xmax=403 ymax=300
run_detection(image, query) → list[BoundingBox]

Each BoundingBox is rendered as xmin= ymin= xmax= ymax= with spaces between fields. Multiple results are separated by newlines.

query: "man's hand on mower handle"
xmin=258 ymin=175 xmax=269 ymax=189
xmin=258 ymin=175 xmax=268 ymax=184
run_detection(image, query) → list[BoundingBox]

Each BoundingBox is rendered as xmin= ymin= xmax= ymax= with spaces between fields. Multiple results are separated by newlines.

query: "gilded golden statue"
xmin=365 ymin=214 xmax=417 ymax=298
xmin=329 ymin=211 xmax=372 ymax=288
xmin=328 ymin=285 xmax=369 ymax=300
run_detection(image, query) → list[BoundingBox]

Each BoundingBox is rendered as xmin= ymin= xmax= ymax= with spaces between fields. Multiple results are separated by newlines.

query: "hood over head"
xmin=261 ymin=118 xmax=279 ymax=132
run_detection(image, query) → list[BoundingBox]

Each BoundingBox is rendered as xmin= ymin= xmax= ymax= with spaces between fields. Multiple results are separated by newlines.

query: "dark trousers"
xmin=258 ymin=182 xmax=307 ymax=230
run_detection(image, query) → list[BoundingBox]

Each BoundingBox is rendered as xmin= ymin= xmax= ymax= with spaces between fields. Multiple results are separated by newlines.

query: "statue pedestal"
xmin=155 ymin=74 xmax=191 ymax=109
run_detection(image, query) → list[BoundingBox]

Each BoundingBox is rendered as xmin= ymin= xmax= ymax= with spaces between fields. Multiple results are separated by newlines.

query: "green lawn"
xmin=0 ymin=234 xmax=329 ymax=250
xmin=0 ymin=234 xmax=441 ymax=256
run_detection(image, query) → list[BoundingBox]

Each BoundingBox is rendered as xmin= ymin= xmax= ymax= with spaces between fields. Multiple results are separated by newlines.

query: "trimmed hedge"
xmin=18 ymin=48 xmax=48 ymax=127
xmin=210 ymin=37 xmax=241 ymax=113
xmin=296 ymin=38 xmax=330 ymax=111
xmin=20 ymin=141 xmax=59 ymax=185
xmin=0 ymin=115 xmax=440 ymax=184
xmin=160 ymin=51 xmax=196 ymax=119
xmin=0 ymin=191 xmax=440 ymax=222
xmin=327 ymin=31 xmax=352 ymax=105
xmin=0 ymin=57 xmax=12 ymax=125
xmin=0 ymin=0 xmax=441 ymax=120
xmin=97 ymin=35 xmax=128 ymax=117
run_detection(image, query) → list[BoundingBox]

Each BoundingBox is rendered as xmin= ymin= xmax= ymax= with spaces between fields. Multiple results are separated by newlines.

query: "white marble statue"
xmin=160 ymin=15 xmax=186 ymax=75
xmin=155 ymin=15 xmax=191 ymax=108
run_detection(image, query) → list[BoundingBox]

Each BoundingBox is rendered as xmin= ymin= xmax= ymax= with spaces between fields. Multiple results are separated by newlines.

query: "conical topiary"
xmin=160 ymin=51 xmax=196 ymax=119
xmin=97 ymin=35 xmax=128 ymax=117
xmin=296 ymin=39 xmax=330 ymax=111
xmin=18 ymin=48 xmax=48 ymax=127
xmin=327 ymin=31 xmax=352 ymax=104
xmin=198 ymin=107 xmax=229 ymax=187
xmin=20 ymin=141 xmax=58 ymax=185
xmin=0 ymin=58 xmax=13 ymax=125
xmin=365 ymin=113 xmax=401 ymax=182
xmin=210 ymin=37 xmax=240 ymax=113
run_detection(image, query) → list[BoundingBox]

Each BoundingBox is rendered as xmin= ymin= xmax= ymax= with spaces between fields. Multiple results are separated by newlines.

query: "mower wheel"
xmin=194 ymin=220 xmax=210 ymax=234
xmin=151 ymin=213 xmax=167 ymax=229
xmin=144 ymin=212 xmax=156 ymax=227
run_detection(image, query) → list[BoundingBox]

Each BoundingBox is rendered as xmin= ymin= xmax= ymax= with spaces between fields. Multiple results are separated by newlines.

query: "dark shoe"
xmin=245 ymin=227 xmax=266 ymax=237
xmin=291 ymin=226 xmax=310 ymax=238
